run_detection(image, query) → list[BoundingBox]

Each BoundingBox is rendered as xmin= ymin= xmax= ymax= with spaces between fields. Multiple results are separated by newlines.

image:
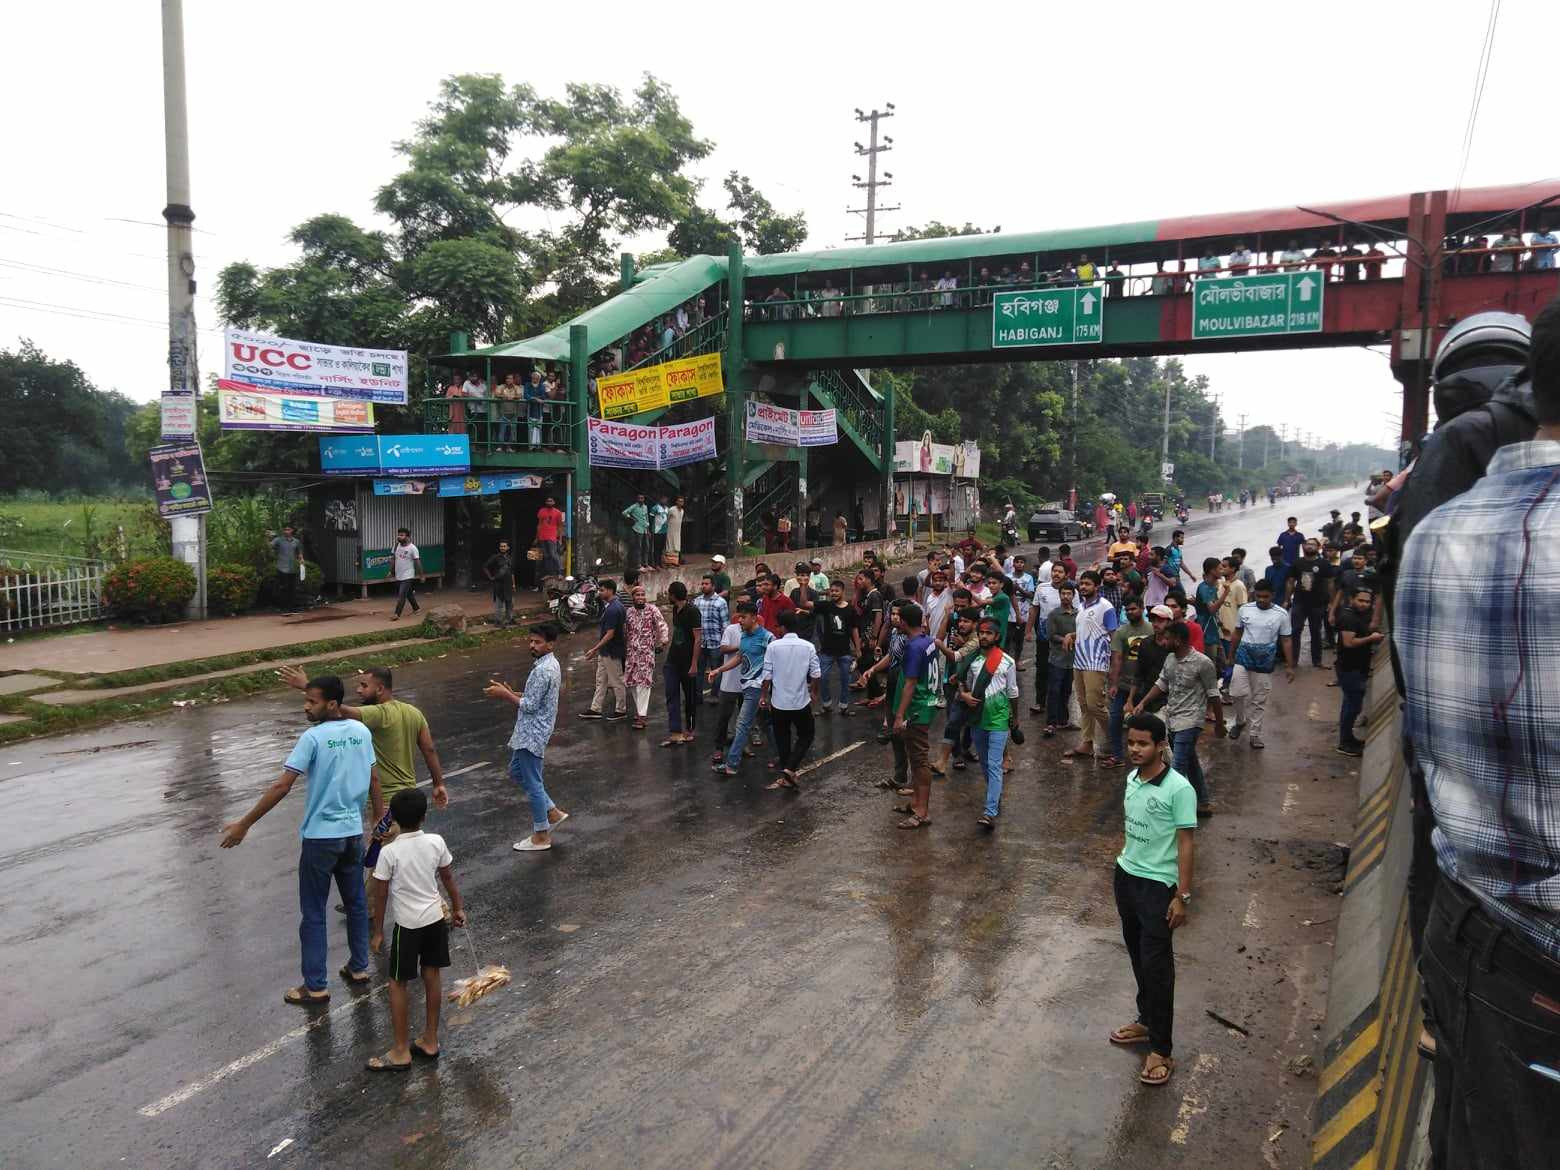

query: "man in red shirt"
xmin=756 ymin=573 xmax=796 ymax=635
xmin=535 ymin=496 xmax=566 ymax=576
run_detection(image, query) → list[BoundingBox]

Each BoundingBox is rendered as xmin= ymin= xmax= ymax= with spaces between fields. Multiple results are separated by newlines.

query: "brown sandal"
xmin=897 ymin=813 xmax=931 ymax=829
xmin=1139 ymin=1055 xmax=1175 ymax=1085
xmin=1109 ymin=1022 xmax=1151 ymax=1046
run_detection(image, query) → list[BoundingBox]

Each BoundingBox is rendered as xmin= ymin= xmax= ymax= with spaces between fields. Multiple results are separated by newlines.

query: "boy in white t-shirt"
xmin=366 ymin=789 xmax=465 ymax=1071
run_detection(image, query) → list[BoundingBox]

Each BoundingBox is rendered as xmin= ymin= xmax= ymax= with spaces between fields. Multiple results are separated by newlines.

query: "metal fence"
xmin=0 ymin=549 xmax=105 ymax=632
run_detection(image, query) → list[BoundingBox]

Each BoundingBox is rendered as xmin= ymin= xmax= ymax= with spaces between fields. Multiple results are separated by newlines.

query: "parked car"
xmin=1030 ymin=506 xmax=1082 ymax=543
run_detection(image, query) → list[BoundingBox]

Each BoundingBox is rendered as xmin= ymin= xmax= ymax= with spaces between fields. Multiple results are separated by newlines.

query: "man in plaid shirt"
xmin=1394 ymin=295 xmax=1560 ymax=1170
xmin=693 ymin=575 xmax=729 ymax=698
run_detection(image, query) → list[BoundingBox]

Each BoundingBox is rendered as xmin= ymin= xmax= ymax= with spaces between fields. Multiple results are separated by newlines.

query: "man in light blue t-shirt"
xmin=221 ymin=675 xmax=383 ymax=1005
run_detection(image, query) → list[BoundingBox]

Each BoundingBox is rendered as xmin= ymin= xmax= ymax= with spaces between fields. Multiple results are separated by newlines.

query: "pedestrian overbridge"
xmin=434 ymin=181 xmax=1560 ymax=567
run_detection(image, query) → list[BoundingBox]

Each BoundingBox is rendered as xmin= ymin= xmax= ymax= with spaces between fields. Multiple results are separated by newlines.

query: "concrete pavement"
xmin=0 ymin=486 xmax=1367 ymax=1169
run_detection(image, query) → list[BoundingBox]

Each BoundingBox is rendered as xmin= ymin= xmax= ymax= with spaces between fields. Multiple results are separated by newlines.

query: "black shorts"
xmin=388 ymin=920 xmax=450 ymax=982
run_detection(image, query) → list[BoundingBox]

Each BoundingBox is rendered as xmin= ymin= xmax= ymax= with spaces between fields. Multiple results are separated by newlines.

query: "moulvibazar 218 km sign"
xmin=1191 ymin=272 xmax=1324 ymax=339
xmin=991 ymin=287 xmax=1103 ymax=348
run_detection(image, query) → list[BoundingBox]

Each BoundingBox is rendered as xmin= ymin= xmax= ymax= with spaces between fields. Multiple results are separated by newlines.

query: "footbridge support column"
xmin=724 ymin=242 xmax=748 ymax=553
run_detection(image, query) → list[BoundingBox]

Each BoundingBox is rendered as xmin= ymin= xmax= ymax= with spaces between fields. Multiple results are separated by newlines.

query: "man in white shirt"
xmin=921 ymin=567 xmax=953 ymax=643
xmin=391 ymin=527 xmax=422 ymax=621
xmin=1025 ymin=562 xmax=1067 ymax=714
xmin=760 ymin=611 xmax=821 ymax=787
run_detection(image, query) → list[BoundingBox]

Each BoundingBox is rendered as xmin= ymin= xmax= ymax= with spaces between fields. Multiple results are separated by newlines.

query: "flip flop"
xmin=338 ymin=966 xmax=372 ymax=986
xmin=548 ymin=811 xmax=569 ymax=829
xmin=513 ymin=838 xmax=552 ymax=852
xmin=365 ymin=1054 xmax=412 ymax=1072
xmin=1139 ymin=1056 xmax=1175 ymax=1085
xmin=411 ymin=1043 xmax=440 ymax=1062
xmin=1109 ymin=1023 xmax=1151 ymax=1046
xmin=892 ymin=802 xmax=915 ymax=814
xmin=897 ymin=813 xmax=931 ymax=829
xmin=659 ymin=738 xmax=682 ymax=748
xmin=764 ymin=775 xmax=797 ymax=790
xmin=284 ymin=986 xmax=330 ymax=1006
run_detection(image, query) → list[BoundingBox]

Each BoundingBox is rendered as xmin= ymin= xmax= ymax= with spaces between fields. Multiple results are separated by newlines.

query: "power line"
xmin=1451 ymin=0 xmax=1502 ymax=212
xmin=0 ymin=257 xmax=167 ymax=294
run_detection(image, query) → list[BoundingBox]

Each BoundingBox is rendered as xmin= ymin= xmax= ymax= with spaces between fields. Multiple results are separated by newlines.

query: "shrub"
xmin=207 ymin=562 xmax=260 ymax=616
xmin=102 ymin=556 xmax=197 ymax=623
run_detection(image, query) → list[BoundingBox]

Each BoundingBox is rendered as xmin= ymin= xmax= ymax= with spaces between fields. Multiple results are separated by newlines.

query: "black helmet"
xmin=1432 ymin=311 xmax=1531 ymax=382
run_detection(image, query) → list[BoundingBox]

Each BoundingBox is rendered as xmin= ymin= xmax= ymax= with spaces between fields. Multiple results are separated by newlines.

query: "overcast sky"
xmin=2 ymin=0 xmax=1545 ymax=453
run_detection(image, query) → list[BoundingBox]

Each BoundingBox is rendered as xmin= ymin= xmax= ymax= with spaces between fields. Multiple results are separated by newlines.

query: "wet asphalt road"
xmin=0 ymin=486 xmax=1365 ymax=1169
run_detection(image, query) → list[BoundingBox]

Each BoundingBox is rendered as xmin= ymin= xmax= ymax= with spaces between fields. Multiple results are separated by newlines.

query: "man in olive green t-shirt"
xmin=280 ymin=665 xmax=447 ymax=807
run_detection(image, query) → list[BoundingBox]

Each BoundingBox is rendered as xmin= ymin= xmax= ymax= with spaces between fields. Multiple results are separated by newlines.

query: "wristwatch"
xmin=1176 ymin=891 xmax=1192 ymax=905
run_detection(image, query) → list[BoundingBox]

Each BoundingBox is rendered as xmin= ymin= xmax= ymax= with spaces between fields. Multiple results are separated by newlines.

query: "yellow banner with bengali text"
xmin=598 ymin=354 xmax=723 ymax=418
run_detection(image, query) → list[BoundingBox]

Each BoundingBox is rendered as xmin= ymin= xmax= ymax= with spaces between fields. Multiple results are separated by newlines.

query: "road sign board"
xmin=1191 ymin=271 xmax=1323 ymax=340
xmin=992 ymin=287 xmax=1103 ymax=348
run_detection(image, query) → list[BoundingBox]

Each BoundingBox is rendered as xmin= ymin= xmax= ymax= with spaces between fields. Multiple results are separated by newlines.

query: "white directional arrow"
xmin=1296 ymin=276 xmax=1316 ymax=302
xmin=1079 ymin=290 xmax=1098 ymax=315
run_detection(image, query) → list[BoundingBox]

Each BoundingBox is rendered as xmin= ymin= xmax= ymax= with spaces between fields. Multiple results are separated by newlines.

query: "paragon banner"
xmin=597 ymin=353 xmax=724 ymax=419
xmin=223 ymin=329 xmax=409 ymax=404
xmin=586 ymin=417 xmax=717 ymax=469
xmin=218 ymin=380 xmax=376 ymax=432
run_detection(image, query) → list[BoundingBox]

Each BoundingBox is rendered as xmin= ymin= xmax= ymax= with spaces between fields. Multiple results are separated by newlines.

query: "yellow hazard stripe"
xmin=1318 ymin=1017 xmax=1381 ymax=1095
xmin=1344 ymin=835 xmax=1389 ymax=892
xmin=1378 ymin=910 xmax=1421 ymax=1169
xmin=1312 ymin=1077 xmax=1381 ymax=1161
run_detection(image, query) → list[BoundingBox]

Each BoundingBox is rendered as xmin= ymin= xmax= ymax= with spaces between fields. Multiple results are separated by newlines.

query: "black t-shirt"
xmin=1335 ymin=609 xmax=1376 ymax=673
xmin=600 ymin=598 xmax=627 ymax=661
xmin=862 ymin=589 xmax=884 ymax=644
xmin=1286 ymin=556 xmax=1334 ymax=606
xmin=1134 ymin=638 xmax=1171 ymax=710
xmin=667 ymin=603 xmax=701 ymax=672
xmin=1336 ymin=566 xmax=1378 ymax=602
xmin=818 ymin=602 xmax=859 ymax=656
xmin=788 ymin=585 xmax=817 ymax=639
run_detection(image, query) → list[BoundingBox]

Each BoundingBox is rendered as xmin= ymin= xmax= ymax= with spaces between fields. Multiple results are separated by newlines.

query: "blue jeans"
xmin=1107 ymin=687 xmax=1129 ymax=757
xmin=818 ymin=653 xmax=853 ymax=707
xmin=723 ymin=688 xmax=763 ymax=769
xmin=972 ymin=727 xmax=1010 ymax=817
xmin=1336 ymin=667 xmax=1367 ymax=746
xmin=1169 ymin=727 xmax=1209 ymax=805
xmin=299 ymin=835 xmax=369 ymax=991
xmin=509 ymin=748 xmax=555 ymax=833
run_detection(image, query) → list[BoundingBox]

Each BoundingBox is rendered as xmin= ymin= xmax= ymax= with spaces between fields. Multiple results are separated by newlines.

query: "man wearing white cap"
xmin=708 ymin=554 xmax=731 ymax=601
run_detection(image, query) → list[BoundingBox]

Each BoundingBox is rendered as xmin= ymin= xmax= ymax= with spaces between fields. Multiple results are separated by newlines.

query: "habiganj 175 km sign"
xmin=991 ymin=287 xmax=1103 ymax=348
xmin=1191 ymin=271 xmax=1324 ymax=339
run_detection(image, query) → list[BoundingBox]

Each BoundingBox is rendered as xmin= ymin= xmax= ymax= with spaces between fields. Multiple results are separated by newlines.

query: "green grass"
xmin=0 ymin=497 xmax=150 ymax=561
xmin=73 ymin=624 xmax=435 ymax=689
xmin=0 ymin=626 xmax=515 ymax=745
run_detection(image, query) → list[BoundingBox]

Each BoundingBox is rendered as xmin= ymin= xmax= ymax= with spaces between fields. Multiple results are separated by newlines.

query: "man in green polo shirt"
xmin=1108 ymin=711 xmax=1196 ymax=1088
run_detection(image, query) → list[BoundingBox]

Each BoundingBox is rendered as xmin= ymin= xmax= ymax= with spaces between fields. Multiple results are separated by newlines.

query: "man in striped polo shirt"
xmin=1065 ymin=570 xmax=1119 ymax=763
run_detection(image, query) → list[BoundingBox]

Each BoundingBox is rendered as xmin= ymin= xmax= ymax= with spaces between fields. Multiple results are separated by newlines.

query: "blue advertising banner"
xmin=320 ymin=435 xmax=471 ymax=476
xmin=437 ymin=472 xmax=545 ymax=498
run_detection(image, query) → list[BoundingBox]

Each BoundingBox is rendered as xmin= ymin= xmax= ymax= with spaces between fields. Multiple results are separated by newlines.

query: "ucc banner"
xmin=597 ymin=353 xmax=724 ymax=418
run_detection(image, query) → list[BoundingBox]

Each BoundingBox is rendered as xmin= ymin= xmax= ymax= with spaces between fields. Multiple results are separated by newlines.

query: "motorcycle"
xmin=1174 ymin=504 xmax=1189 ymax=525
xmin=547 ymin=560 xmax=603 ymax=634
xmin=1138 ymin=515 xmax=1155 ymax=541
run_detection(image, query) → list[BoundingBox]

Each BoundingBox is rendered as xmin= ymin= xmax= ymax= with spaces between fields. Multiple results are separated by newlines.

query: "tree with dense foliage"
xmin=0 ymin=341 xmax=142 ymax=493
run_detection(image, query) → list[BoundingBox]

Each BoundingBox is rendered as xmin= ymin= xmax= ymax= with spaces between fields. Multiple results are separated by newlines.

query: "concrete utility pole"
xmin=1208 ymin=391 xmax=1220 ymax=459
xmin=1237 ymin=412 xmax=1247 ymax=469
xmin=847 ymin=105 xmax=899 ymax=244
xmin=161 ymin=0 xmax=205 ymax=619
xmin=1263 ymin=426 xmax=1270 ymax=466
xmin=1279 ymin=424 xmax=1289 ymax=462
xmin=1066 ymin=361 xmax=1082 ymax=499
xmin=1159 ymin=374 xmax=1172 ymax=473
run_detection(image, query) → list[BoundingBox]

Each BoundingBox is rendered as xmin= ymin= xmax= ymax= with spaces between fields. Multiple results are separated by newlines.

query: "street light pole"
xmin=161 ymin=0 xmax=206 ymax=618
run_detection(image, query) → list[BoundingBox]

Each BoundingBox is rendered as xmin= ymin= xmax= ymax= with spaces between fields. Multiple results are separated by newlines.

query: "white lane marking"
xmin=418 ymin=760 xmax=489 ymax=787
xmin=796 ymin=739 xmax=867 ymax=777
xmin=138 ymin=988 xmax=386 ymax=1117
xmin=1168 ymin=1052 xmax=1220 ymax=1144
xmin=1243 ymin=893 xmax=1262 ymax=930
xmin=1281 ymin=782 xmax=1299 ymax=815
